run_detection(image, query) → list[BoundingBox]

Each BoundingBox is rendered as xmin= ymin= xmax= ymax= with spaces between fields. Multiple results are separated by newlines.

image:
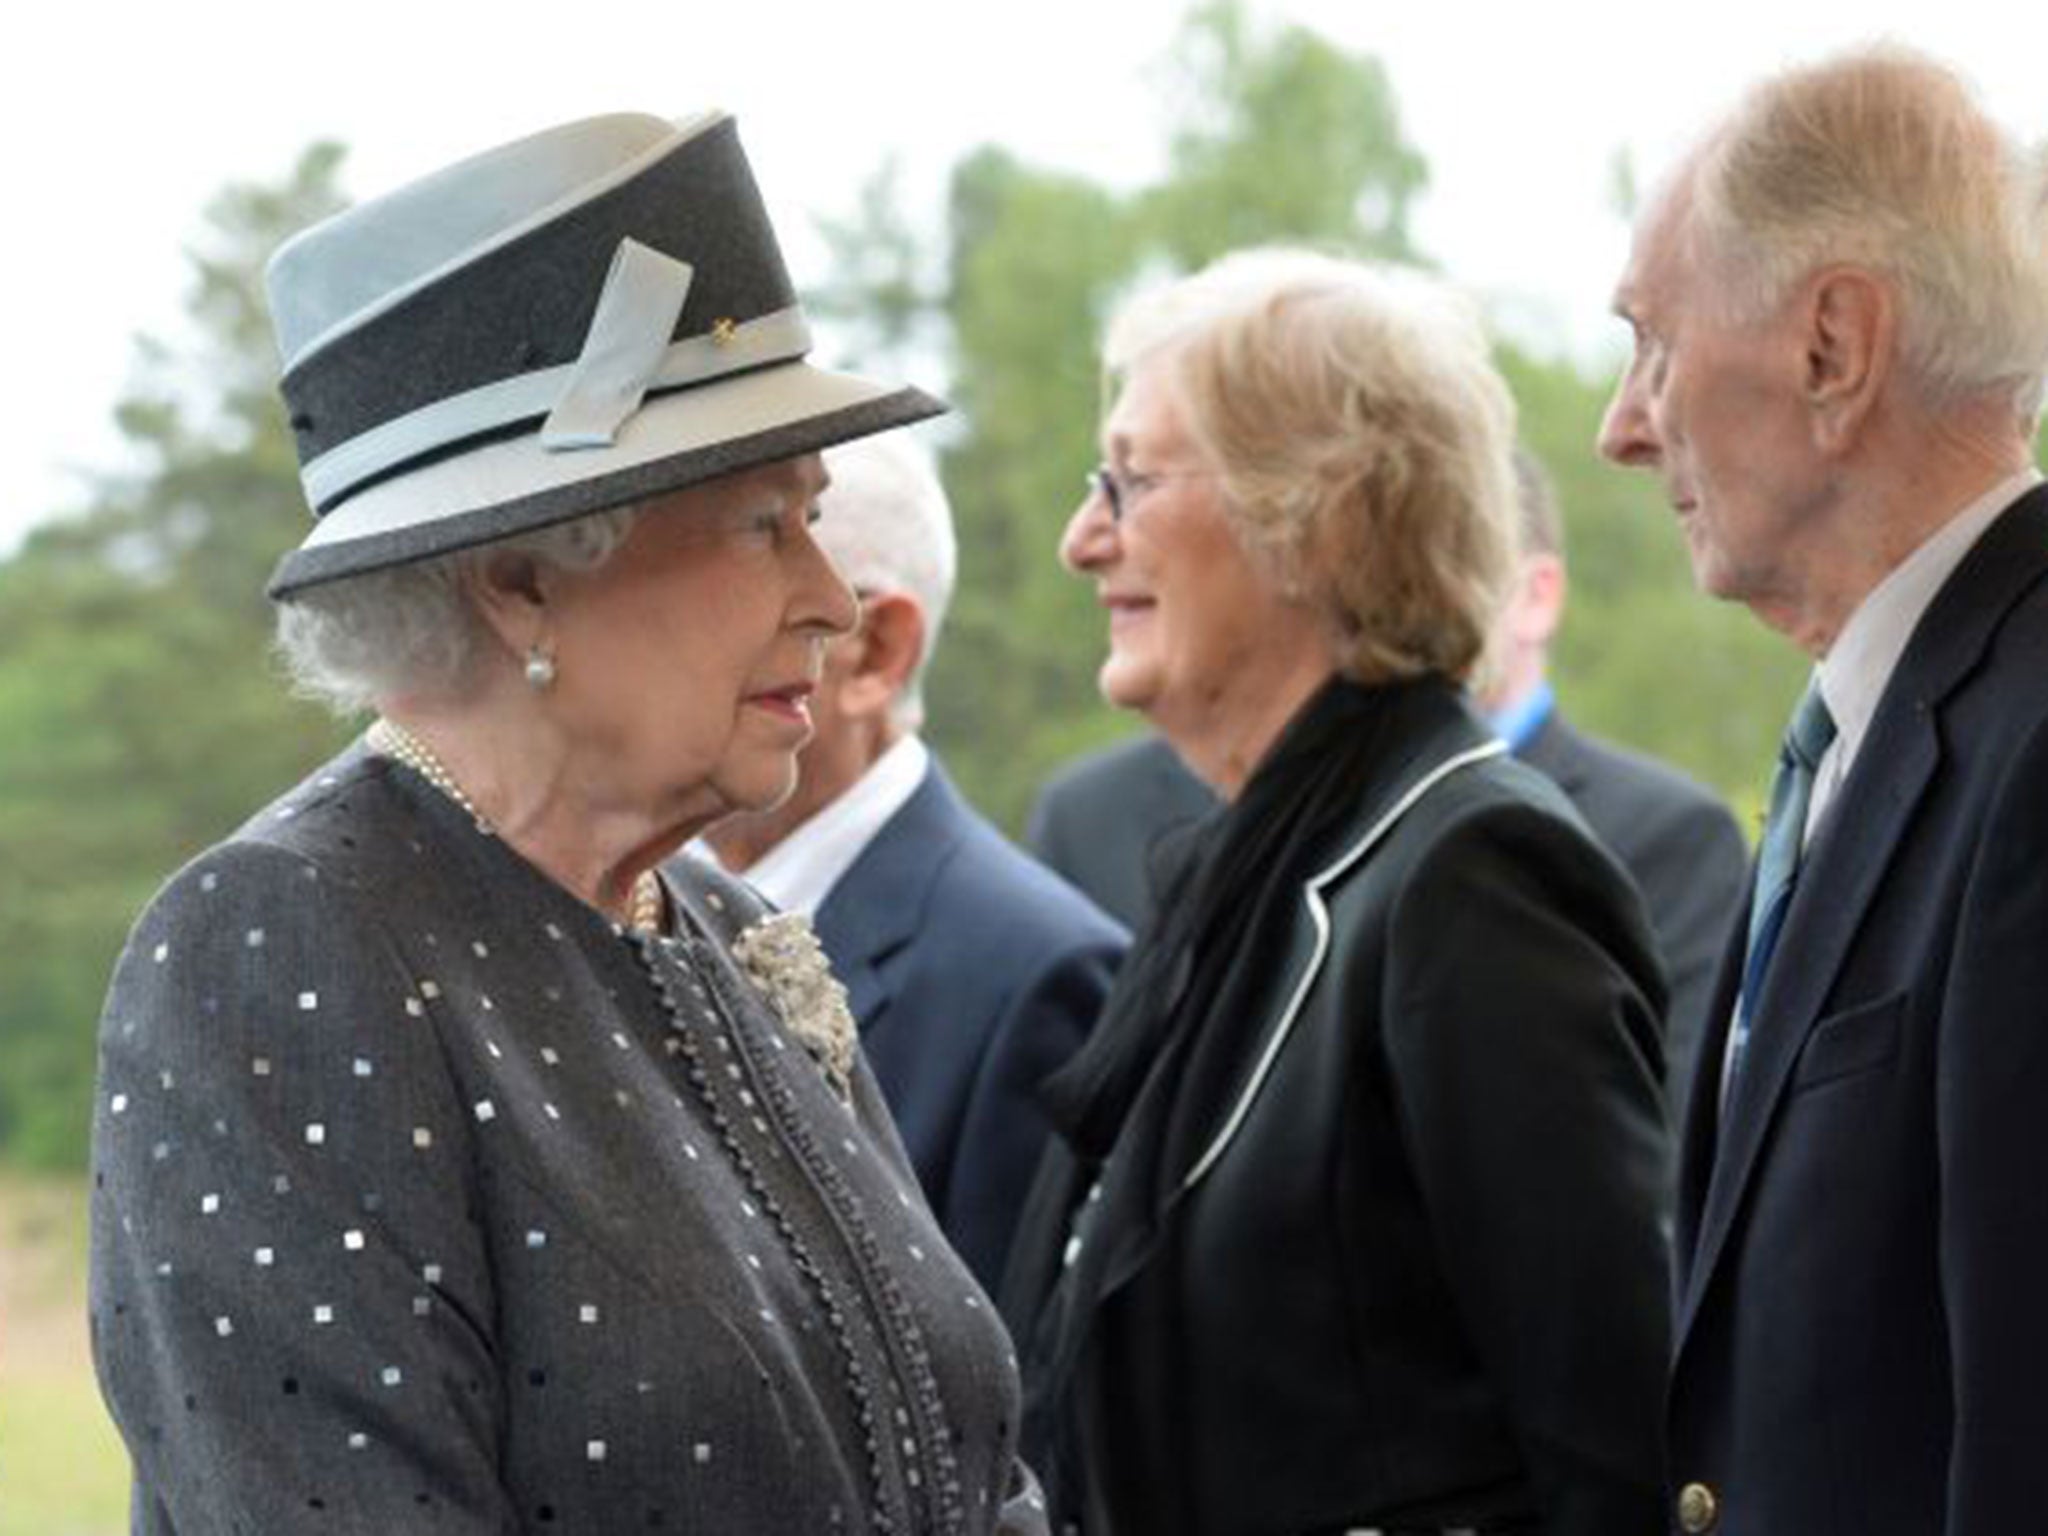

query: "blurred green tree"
xmin=0 ymin=145 xmax=355 ymax=1168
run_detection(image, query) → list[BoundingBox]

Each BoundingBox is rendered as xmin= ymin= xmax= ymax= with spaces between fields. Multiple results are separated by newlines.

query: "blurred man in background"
xmin=1490 ymin=447 xmax=1746 ymax=1115
xmin=702 ymin=435 xmax=1125 ymax=1289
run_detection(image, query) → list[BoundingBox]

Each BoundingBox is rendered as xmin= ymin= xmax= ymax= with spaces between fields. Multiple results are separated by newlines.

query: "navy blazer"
xmin=1670 ymin=483 xmax=2048 ymax=1536
xmin=815 ymin=759 xmax=1127 ymax=1290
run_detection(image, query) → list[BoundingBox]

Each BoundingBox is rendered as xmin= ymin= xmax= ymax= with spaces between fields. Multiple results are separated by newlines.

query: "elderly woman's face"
xmin=1060 ymin=359 xmax=1331 ymax=782
xmin=540 ymin=453 xmax=859 ymax=828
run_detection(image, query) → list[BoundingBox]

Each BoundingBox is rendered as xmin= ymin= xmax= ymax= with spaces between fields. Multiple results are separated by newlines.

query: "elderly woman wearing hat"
xmin=1000 ymin=250 xmax=1672 ymax=1535
xmin=88 ymin=112 xmax=1043 ymax=1534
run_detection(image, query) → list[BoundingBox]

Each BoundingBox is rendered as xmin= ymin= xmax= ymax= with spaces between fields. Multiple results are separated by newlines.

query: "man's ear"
xmin=837 ymin=592 xmax=926 ymax=720
xmin=1803 ymin=265 xmax=1893 ymax=453
xmin=1510 ymin=551 xmax=1568 ymax=650
xmin=465 ymin=548 xmax=553 ymax=659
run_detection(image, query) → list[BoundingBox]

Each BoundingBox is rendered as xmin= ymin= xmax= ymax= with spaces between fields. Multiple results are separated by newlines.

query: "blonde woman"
xmin=1004 ymin=251 xmax=1670 ymax=1535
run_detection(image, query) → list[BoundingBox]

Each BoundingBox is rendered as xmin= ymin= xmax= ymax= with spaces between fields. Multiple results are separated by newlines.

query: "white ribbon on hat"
xmin=296 ymin=244 xmax=814 ymax=512
xmin=540 ymin=238 xmax=694 ymax=449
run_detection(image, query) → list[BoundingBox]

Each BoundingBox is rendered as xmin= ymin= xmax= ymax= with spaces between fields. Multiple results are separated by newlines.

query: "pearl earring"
xmin=524 ymin=645 xmax=557 ymax=690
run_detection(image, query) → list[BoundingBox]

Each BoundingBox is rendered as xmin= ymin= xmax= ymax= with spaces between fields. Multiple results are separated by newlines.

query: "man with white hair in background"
xmin=702 ymin=435 xmax=1125 ymax=1291
xmin=1600 ymin=45 xmax=2048 ymax=1536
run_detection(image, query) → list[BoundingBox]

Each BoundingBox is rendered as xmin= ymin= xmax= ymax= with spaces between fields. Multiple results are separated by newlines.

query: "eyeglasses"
xmin=1084 ymin=464 xmax=1212 ymax=523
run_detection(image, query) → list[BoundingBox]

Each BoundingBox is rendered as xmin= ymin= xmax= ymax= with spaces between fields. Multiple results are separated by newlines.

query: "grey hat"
xmin=263 ymin=110 xmax=944 ymax=598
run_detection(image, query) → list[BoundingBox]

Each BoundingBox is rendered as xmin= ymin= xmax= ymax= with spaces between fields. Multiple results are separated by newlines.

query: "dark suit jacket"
xmin=1670 ymin=484 xmax=2048 ymax=1536
xmin=816 ymin=759 xmax=1127 ymax=1290
xmin=1008 ymin=681 xmax=1671 ymax=1536
xmin=1522 ymin=712 xmax=1748 ymax=1116
xmin=1023 ymin=735 xmax=1219 ymax=932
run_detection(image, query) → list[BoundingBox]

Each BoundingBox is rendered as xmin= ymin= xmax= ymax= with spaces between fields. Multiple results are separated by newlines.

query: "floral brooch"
xmin=732 ymin=912 xmax=857 ymax=1101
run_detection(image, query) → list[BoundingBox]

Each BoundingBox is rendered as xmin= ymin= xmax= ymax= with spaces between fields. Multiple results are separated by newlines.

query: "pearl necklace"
xmin=367 ymin=718 xmax=666 ymax=934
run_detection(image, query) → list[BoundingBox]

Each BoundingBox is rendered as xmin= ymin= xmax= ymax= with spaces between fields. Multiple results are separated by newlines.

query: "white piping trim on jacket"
xmin=1176 ymin=739 xmax=1508 ymax=1195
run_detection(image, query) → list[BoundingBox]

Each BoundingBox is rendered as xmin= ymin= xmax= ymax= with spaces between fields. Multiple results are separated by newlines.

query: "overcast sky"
xmin=4 ymin=0 xmax=2040 ymax=554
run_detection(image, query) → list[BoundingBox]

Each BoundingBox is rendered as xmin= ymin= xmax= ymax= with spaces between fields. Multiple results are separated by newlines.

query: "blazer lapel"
xmin=1678 ymin=711 xmax=1937 ymax=1341
xmin=1674 ymin=919 xmax=1750 ymax=1278
xmin=1677 ymin=486 xmax=2048 ymax=1348
xmin=812 ymin=764 xmax=960 ymax=1032
xmin=1090 ymin=700 xmax=1503 ymax=1304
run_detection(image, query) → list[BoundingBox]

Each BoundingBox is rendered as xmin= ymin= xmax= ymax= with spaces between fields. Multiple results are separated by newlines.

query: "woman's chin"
xmin=1096 ymin=656 xmax=1161 ymax=718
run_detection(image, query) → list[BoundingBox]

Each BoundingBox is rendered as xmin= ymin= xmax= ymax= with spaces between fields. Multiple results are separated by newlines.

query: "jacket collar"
xmin=1092 ymin=683 xmax=1503 ymax=1301
xmin=810 ymin=759 xmax=962 ymax=1028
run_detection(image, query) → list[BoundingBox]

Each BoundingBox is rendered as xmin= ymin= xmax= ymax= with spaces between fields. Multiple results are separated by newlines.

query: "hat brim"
xmin=267 ymin=360 xmax=944 ymax=598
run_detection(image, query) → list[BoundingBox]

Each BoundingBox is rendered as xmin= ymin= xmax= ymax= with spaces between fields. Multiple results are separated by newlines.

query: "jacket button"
xmin=1676 ymin=1481 xmax=1719 ymax=1532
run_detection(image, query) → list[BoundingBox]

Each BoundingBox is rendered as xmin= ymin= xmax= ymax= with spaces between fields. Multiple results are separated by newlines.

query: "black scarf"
xmin=1007 ymin=673 xmax=1472 ymax=1500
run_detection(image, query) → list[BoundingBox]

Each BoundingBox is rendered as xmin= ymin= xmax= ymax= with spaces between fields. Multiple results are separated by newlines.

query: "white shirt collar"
xmin=710 ymin=734 xmax=930 ymax=916
xmin=1808 ymin=464 xmax=2043 ymax=834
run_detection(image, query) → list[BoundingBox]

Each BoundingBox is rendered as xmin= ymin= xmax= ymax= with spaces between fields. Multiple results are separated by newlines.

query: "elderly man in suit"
xmin=1599 ymin=46 xmax=2048 ymax=1536
xmin=1496 ymin=448 xmax=1747 ymax=1118
xmin=701 ymin=435 xmax=1125 ymax=1291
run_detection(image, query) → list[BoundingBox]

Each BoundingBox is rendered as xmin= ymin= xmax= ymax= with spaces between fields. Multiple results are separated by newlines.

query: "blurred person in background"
xmin=1024 ymin=732 xmax=1216 ymax=933
xmin=1486 ymin=446 xmax=1747 ymax=1119
xmin=700 ymin=433 xmax=1125 ymax=1291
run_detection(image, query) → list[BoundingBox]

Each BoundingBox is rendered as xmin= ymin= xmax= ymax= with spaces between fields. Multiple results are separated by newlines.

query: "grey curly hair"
xmin=275 ymin=508 xmax=640 ymax=715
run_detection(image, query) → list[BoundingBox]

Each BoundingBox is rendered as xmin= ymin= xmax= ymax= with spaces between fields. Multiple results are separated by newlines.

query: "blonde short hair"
xmin=1103 ymin=248 xmax=1518 ymax=685
xmin=1691 ymin=44 xmax=2048 ymax=418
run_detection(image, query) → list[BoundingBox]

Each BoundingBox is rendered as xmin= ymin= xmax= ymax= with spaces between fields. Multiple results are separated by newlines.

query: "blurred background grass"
xmin=0 ymin=1173 xmax=127 ymax=1535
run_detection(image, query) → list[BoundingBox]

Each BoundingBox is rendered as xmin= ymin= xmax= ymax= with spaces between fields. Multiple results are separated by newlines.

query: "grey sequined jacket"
xmin=89 ymin=744 xmax=1046 ymax=1534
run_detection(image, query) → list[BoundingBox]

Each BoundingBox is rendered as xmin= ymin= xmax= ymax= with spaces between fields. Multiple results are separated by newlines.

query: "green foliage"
xmin=1140 ymin=0 xmax=1426 ymax=268
xmin=925 ymin=150 xmax=1149 ymax=820
xmin=0 ymin=146 xmax=355 ymax=1170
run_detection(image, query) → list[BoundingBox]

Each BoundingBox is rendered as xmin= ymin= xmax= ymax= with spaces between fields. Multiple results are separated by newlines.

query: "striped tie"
xmin=1722 ymin=684 xmax=1837 ymax=1110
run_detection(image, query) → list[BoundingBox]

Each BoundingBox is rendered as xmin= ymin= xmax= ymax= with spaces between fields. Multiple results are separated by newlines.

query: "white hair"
xmin=275 ymin=507 xmax=639 ymax=715
xmin=1689 ymin=44 xmax=2048 ymax=421
xmin=818 ymin=435 xmax=957 ymax=730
